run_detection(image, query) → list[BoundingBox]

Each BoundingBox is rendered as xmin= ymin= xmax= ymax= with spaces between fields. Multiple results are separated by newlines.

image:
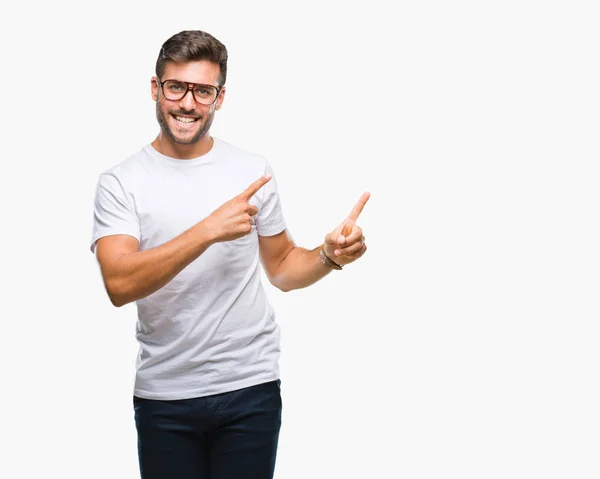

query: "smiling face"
xmin=151 ymin=60 xmax=225 ymax=155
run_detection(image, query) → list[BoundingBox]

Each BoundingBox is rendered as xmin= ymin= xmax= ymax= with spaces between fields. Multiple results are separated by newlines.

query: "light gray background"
xmin=1 ymin=1 xmax=598 ymax=478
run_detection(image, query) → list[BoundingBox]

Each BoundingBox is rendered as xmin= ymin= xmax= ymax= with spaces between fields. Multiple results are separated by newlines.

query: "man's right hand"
xmin=203 ymin=174 xmax=272 ymax=243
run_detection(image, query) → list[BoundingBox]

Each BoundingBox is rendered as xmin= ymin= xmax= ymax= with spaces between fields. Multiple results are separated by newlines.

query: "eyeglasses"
xmin=159 ymin=79 xmax=221 ymax=105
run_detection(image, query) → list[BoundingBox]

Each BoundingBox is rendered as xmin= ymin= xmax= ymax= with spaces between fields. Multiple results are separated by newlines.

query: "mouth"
xmin=171 ymin=114 xmax=200 ymax=128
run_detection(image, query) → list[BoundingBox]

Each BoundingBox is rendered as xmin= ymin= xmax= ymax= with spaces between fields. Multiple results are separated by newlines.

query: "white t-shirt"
xmin=90 ymin=137 xmax=286 ymax=400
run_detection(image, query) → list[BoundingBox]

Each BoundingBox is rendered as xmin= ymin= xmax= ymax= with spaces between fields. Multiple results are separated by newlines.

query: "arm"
xmin=95 ymin=222 xmax=215 ymax=307
xmin=259 ymin=192 xmax=370 ymax=293
xmin=95 ymin=174 xmax=273 ymax=307
xmin=258 ymin=230 xmax=333 ymax=293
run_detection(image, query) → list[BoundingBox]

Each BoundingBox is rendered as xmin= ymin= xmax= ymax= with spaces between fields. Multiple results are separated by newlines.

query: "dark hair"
xmin=156 ymin=30 xmax=228 ymax=87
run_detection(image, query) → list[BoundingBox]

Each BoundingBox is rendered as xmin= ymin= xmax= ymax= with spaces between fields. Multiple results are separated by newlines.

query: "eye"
xmin=194 ymin=86 xmax=213 ymax=97
xmin=166 ymin=82 xmax=185 ymax=91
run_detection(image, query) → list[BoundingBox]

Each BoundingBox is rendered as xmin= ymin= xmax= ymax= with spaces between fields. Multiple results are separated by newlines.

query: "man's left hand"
xmin=323 ymin=192 xmax=370 ymax=267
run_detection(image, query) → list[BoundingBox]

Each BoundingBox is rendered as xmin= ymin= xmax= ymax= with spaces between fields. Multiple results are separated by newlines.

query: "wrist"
xmin=319 ymin=245 xmax=343 ymax=270
xmin=196 ymin=219 xmax=220 ymax=246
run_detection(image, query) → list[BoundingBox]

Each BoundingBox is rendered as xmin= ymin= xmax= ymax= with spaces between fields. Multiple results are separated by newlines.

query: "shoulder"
xmin=96 ymin=146 xmax=151 ymax=187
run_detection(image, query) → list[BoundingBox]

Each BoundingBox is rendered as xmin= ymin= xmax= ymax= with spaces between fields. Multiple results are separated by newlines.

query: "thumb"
xmin=331 ymin=218 xmax=352 ymax=245
xmin=324 ymin=230 xmax=338 ymax=246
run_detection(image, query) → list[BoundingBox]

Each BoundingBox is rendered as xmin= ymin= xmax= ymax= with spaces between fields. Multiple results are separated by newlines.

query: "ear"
xmin=151 ymin=76 xmax=159 ymax=101
xmin=215 ymin=86 xmax=226 ymax=111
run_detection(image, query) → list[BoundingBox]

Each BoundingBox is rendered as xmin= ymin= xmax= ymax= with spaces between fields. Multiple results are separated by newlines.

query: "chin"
xmin=167 ymin=125 xmax=204 ymax=145
xmin=172 ymin=136 xmax=201 ymax=145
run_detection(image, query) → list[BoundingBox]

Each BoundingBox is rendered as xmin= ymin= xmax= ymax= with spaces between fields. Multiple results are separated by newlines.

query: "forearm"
xmin=272 ymin=245 xmax=335 ymax=292
xmin=107 ymin=221 xmax=215 ymax=306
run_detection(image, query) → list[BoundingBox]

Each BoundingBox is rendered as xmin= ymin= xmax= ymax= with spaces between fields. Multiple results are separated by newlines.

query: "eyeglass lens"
xmin=163 ymin=81 xmax=218 ymax=104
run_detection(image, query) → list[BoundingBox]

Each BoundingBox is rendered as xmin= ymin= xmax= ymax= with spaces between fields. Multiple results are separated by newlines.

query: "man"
xmin=90 ymin=30 xmax=369 ymax=479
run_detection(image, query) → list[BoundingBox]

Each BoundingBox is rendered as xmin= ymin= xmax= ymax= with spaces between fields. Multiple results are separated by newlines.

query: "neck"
xmin=151 ymin=132 xmax=214 ymax=159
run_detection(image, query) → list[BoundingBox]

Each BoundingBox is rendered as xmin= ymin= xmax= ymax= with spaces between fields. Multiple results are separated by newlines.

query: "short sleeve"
xmin=90 ymin=173 xmax=140 ymax=253
xmin=255 ymin=160 xmax=287 ymax=237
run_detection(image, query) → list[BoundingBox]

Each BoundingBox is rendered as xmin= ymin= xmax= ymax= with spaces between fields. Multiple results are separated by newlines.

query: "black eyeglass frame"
xmin=159 ymin=79 xmax=222 ymax=105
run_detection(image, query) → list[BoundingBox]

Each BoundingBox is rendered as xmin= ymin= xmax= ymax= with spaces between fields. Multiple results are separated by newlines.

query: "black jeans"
xmin=133 ymin=380 xmax=282 ymax=479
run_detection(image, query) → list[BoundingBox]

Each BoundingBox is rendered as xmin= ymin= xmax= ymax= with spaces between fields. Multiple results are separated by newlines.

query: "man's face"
xmin=151 ymin=60 xmax=225 ymax=145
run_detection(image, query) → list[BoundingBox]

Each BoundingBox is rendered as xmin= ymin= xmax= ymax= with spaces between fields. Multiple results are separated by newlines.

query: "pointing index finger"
xmin=239 ymin=174 xmax=272 ymax=200
xmin=347 ymin=191 xmax=371 ymax=221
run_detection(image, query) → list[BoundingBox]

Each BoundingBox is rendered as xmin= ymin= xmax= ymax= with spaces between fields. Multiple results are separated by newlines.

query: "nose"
xmin=179 ymin=89 xmax=197 ymax=111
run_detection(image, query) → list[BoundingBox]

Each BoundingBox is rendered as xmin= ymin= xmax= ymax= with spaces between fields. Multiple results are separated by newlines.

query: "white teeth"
xmin=175 ymin=116 xmax=197 ymax=123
